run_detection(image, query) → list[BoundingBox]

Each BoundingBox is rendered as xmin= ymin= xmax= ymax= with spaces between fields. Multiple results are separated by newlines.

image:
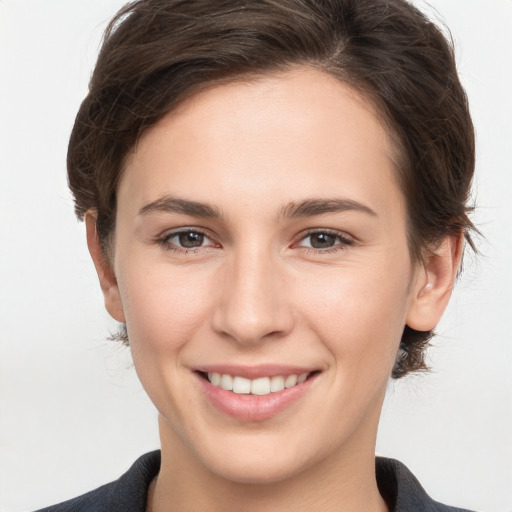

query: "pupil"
xmin=179 ymin=231 xmax=204 ymax=248
xmin=311 ymin=233 xmax=335 ymax=248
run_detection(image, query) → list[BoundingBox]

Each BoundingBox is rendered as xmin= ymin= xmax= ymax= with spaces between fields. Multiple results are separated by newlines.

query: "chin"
xmin=189 ymin=428 xmax=330 ymax=486
xmin=204 ymin=452 xmax=309 ymax=485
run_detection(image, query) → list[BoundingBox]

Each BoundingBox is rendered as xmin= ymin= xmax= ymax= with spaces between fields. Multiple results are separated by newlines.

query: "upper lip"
xmin=194 ymin=364 xmax=319 ymax=379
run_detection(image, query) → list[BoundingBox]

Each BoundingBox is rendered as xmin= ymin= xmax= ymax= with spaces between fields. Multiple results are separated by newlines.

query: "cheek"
xmin=299 ymin=259 xmax=411 ymax=378
xmin=116 ymin=256 xmax=213 ymax=355
xmin=114 ymin=255 xmax=217 ymax=428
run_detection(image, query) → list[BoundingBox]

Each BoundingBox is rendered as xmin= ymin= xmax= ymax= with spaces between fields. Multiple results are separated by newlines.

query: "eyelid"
xmin=155 ymin=226 xmax=354 ymax=254
xmin=161 ymin=226 xmax=211 ymax=239
xmin=157 ymin=226 xmax=220 ymax=252
xmin=293 ymin=228 xmax=355 ymax=250
xmin=297 ymin=227 xmax=354 ymax=242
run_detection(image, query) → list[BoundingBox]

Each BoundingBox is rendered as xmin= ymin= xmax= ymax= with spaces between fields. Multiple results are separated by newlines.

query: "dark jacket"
xmin=34 ymin=451 xmax=475 ymax=512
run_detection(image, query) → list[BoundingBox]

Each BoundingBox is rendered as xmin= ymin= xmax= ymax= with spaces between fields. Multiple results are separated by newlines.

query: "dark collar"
xmin=36 ymin=451 xmax=475 ymax=512
xmin=376 ymin=457 xmax=474 ymax=512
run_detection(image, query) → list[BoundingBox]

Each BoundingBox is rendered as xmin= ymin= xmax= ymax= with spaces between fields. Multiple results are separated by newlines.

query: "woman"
xmin=34 ymin=0 xmax=477 ymax=510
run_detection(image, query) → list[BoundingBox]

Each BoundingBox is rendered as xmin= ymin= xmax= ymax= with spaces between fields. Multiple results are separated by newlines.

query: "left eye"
xmin=297 ymin=231 xmax=352 ymax=250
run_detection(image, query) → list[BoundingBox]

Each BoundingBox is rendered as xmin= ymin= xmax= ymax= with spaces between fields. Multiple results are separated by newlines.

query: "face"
xmin=104 ymin=68 xmax=424 ymax=483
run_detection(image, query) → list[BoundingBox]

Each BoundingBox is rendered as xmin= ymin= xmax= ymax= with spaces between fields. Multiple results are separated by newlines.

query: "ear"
xmin=406 ymin=233 xmax=464 ymax=332
xmin=85 ymin=212 xmax=126 ymax=323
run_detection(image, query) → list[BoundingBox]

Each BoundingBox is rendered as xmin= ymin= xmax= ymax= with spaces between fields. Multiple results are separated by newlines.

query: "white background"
xmin=0 ymin=1 xmax=511 ymax=511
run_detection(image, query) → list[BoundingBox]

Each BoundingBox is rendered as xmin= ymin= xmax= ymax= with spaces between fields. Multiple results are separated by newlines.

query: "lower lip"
xmin=196 ymin=373 xmax=318 ymax=422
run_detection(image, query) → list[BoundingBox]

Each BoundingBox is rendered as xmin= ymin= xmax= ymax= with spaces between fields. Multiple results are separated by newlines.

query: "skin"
xmin=87 ymin=67 xmax=461 ymax=512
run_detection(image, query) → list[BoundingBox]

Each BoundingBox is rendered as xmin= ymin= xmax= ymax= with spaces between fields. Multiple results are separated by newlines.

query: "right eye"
xmin=159 ymin=228 xmax=216 ymax=253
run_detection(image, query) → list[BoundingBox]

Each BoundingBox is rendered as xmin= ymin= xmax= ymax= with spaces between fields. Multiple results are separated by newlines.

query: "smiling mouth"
xmin=198 ymin=371 xmax=319 ymax=396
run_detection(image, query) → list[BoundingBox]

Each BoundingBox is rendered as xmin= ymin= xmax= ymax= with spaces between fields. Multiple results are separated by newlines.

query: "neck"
xmin=147 ymin=416 xmax=389 ymax=512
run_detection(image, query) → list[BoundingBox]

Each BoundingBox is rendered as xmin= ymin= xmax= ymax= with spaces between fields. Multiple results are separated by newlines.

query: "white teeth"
xmin=251 ymin=377 xmax=271 ymax=395
xmin=207 ymin=372 xmax=310 ymax=395
xmin=284 ymin=374 xmax=297 ymax=388
xmin=297 ymin=372 xmax=308 ymax=384
xmin=232 ymin=376 xmax=251 ymax=394
xmin=270 ymin=375 xmax=285 ymax=392
xmin=220 ymin=374 xmax=233 ymax=391
xmin=208 ymin=372 xmax=221 ymax=386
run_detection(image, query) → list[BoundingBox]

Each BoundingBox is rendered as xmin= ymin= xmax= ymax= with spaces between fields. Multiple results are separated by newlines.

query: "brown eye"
xmin=296 ymin=230 xmax=354 ymax=252
xmin=178 ymin=231 xmax=204 ymax=248
xmin=308 ymin=233 xmax=337 ymax=249
xmin=161 ymin=229 xmax=214 ymax=252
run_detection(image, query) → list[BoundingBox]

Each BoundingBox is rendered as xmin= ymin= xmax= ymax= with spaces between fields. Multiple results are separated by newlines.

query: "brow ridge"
xmin=138 ymin=195 xmax=376 ymax=220
xmin=138 ymin=196 xmax=223 ymax=219
xmin=280 ymin=198 xmax=377 ymax=218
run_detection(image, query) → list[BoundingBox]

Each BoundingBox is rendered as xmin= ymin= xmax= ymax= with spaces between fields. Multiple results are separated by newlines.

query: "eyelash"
xmin=157 ymin=228 xmax=354 ymax=255
xmin=295 ymin=228 xmax=355 ymax=254
xmin=158 ymin=228 xmax=218 ymax=255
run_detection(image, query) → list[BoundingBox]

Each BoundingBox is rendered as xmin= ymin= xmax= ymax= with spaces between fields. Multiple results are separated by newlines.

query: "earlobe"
xmin=406 ymin=234 xmax=463 ymax=332
xmin=85 ymin=212 xmax=126 ymax=323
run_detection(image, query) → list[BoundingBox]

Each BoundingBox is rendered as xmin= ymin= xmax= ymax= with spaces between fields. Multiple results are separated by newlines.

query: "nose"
xmin=211 ymin=247 xmax=295 ymax=346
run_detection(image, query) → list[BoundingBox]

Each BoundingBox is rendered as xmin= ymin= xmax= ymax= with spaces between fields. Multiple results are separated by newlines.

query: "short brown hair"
xmin=68 ymin=0 xmax=476 ymax=378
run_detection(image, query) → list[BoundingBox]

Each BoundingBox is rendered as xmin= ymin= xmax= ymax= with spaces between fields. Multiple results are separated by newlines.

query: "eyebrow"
xmin=138 ymin=195 xmax=377 ymax=220
xmin=280 ymin=198 xmax=377 ymax=218
xmin=139 ymin=196 xmax=223 ymax=219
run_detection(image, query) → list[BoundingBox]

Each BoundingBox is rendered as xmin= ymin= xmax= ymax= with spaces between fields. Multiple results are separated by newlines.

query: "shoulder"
xmin=33 ymin=451 xmax=161 ymax=512
xmin=376 ymin=457 xmax=476 ymax=512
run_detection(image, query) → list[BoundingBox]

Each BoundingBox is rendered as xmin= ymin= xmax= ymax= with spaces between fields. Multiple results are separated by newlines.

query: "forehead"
xmin=120 ymin=67 xmax=403 ymax=222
